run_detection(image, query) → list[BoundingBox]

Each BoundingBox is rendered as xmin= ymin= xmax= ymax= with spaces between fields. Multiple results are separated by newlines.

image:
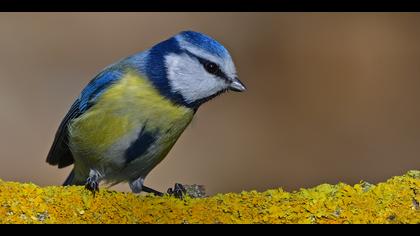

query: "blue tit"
xmin=46 ymin=31 xmax=246 ymax=196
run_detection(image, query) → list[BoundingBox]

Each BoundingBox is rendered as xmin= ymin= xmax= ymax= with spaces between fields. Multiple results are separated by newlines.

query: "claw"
xmin=167 ymin=183 xmax=187 ymax=199
xmin=84 ymin=169 xmax=102 ymax=195
xmin=85 ymin=178 xmax=99 ymax=192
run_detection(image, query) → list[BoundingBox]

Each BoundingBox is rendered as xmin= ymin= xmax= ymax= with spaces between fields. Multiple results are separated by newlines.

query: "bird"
xmin=46 ymin=31 xmax=246 ymax=196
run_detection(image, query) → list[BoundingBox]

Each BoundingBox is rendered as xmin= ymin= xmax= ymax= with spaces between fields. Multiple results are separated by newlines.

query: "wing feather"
xmin=46 ymin=68 xmax=123 ymax=168
xmin=46 ymin=99 xmax=83 ymax=168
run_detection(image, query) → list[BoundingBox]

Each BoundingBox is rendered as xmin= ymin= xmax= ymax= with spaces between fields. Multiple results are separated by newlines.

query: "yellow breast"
xmin=68 ymin=71 xmax=194 ymax=155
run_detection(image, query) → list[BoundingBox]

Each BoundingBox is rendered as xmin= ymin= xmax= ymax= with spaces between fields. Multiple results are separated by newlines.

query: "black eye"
xmin=204 ymin=62 xmax=219 ymax=74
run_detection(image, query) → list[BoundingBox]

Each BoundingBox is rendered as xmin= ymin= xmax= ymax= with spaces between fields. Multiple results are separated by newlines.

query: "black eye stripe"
xmin=197 ymin=57 xmax=230 ymax=82
xmin=183 ymin=50 xmax=230 ymax=82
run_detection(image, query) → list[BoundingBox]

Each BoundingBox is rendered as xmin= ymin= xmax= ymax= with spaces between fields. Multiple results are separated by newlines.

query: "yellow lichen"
xmin=0 ymin=170 xmax=419 ymax=224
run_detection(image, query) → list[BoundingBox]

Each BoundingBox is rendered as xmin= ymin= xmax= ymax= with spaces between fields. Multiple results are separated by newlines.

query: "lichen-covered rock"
xmin=0 ymin=170 xmax=419 ymax=224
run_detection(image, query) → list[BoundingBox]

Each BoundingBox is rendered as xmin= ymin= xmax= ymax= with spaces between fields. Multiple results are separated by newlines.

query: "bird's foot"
xmin=167 ymin=183 xmax=187 ymax=199
xmin=85 ymin=169 xmax=102 ymax=195
xmin=85 ymin=179 xmax=99 ymax=193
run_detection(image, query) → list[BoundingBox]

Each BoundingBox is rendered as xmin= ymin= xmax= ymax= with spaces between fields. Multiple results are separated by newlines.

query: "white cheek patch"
xmin=165 ymin=53 xmax=227 ymax=103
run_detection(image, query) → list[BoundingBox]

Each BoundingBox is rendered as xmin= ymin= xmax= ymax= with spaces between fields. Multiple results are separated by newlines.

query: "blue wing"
xmin=78 ymin=68 xmax=124 ymax=112
xmin=46 ymin=68 xmax=123 ymax=168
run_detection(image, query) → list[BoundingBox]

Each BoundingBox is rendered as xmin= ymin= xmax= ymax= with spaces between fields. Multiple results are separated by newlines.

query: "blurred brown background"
xmin=0 ymin=13 xmax=419 ymax=195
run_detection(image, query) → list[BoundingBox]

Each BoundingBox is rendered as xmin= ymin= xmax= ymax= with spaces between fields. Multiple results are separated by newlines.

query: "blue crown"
xmin=179 ymin=31 xmax=229 ymax=58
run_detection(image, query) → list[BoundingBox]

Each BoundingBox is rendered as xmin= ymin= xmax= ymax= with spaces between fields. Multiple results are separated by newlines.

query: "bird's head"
xmin=141 ymin=31 xmax=246 ymax=109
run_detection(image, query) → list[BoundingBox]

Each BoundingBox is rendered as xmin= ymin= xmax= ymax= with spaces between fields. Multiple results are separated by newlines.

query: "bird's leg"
xmin=167 ymin=183 xmax=187 ymax=199
xmin=142 ymin=186 xmax=164 ymax=196
xmin=129 ymin=177 xmax=164 ymax=196
xmin=129 ymin=177 xmax=186 ymax=198
xmin=129 ymin=177 xmax=144 ymax=194
xmin=85 ymin=169 xmax=102 ymax=194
